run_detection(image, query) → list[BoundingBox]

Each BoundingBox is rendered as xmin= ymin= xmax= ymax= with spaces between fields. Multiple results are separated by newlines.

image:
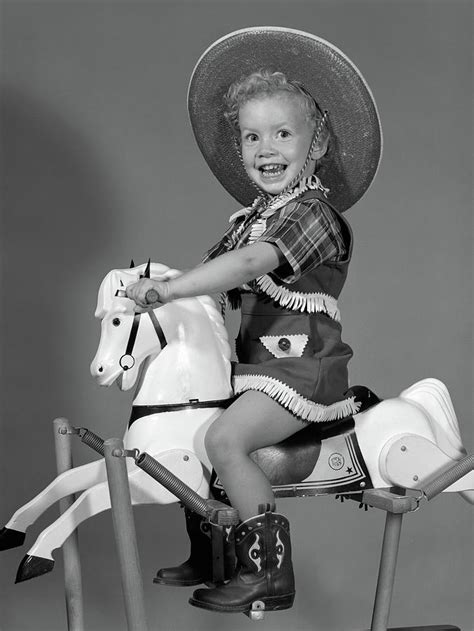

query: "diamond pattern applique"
xmin=259 ymin=334 xmax=309 ymax=359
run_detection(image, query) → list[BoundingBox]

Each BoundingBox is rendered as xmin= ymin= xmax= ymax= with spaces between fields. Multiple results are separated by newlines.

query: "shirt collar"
xmin=228 ymin=175 xmax=329 ymax=223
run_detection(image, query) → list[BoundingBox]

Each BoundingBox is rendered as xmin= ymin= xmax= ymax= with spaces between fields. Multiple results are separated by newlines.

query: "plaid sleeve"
xmin=257 ymin=199 xmax=346 ymax=283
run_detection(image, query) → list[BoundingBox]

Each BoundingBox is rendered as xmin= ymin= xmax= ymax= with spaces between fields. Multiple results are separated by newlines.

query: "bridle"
xmin=124 ymin=308 xmax=236 ymax=426
xmin=119 ymin=309 xmax=167 ymax=371
xmin=115 ymin=268 xmax=236 ymax=425
xmin=117 ymin=306 xmax=235 ymax=426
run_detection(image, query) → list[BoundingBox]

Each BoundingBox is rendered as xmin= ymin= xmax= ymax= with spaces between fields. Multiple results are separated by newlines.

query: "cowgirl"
xmin=127 ymin=27 xmax=382 ymax=614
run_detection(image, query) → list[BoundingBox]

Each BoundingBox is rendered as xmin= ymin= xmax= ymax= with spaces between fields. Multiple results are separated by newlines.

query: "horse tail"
xmin=400 ymin=378 xmax=465 ymax=458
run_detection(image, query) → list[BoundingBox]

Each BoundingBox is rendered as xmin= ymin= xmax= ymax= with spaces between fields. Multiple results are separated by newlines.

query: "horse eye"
xmin=112 ymin=318 xmax=121 ymax=327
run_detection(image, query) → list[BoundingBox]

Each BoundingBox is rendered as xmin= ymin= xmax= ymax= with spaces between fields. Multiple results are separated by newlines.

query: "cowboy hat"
xmin=188 ymin=26 xmax=382 ymax=212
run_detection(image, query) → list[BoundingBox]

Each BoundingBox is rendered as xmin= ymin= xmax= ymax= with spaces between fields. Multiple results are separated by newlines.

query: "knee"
xmin=204 ymin=422 xmax=243 ymax=469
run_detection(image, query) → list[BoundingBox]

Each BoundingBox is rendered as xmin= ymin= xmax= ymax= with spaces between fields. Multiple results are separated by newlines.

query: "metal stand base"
xmin=364 ymin=626 xmax=460 ymax=631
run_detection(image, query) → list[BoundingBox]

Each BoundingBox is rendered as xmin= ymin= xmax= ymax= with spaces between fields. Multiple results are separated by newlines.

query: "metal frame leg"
xmin=53 ymin=418 xmax=84 ymax=631
xmin=104 ymin=438 xmax=148 ymax=631
xmin=364 ymin=488 xmax=462 ymax=631
xmin=370 ymin=512 xmax=403 ymax=631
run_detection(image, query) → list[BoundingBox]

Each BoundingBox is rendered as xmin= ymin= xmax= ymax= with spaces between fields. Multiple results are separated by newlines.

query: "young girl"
xmin=126 ymin=27 xmax=382 ymax=614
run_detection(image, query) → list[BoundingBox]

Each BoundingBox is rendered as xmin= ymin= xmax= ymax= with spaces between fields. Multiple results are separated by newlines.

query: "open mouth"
xmin=259 ymin=164 xmax=287 ymax=179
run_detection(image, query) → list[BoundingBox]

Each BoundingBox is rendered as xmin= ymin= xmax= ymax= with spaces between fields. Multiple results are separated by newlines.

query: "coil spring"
xmin=79 ymin=429 xmax=105 ymax=456
xmin=423 ymin=454 xmax=474 ymax=500
xmin=136 ymin=452 xmax=208 ymax=517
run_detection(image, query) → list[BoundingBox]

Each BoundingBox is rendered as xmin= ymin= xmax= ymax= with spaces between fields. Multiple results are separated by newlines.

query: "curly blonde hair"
xmin=224 ymin=70 xmax=327 ymax=138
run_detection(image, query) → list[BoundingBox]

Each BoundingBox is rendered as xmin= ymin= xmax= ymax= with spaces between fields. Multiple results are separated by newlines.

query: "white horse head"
xmin=90 ymin=262 xmax=233 ymax=403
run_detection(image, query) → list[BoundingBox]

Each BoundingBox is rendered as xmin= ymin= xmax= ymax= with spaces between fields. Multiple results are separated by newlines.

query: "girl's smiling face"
xmin=238 ymin=93 xmax=317 ymax=196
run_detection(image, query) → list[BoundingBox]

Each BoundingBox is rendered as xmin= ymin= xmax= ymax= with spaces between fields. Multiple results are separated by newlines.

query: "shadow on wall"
xmin=0 ymin=84 xmax=122 ymax=503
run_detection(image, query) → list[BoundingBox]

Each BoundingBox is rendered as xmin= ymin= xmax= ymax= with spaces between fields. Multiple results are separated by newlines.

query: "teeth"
xmin=261 ymin=164 xmax=283 ymax=171
xmin=260 ymin=164 xmax=286 ymax=176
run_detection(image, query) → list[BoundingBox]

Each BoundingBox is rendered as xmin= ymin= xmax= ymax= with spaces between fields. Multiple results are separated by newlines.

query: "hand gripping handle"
xmin=145 ymin=289 xmax=159 ymax=304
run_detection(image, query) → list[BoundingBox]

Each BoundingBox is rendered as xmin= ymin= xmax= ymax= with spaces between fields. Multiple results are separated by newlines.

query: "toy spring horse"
xmin=0 ymin=262 xmax=472 ymax=626
xmin=0 ymin=262 xmax=234 ymax=580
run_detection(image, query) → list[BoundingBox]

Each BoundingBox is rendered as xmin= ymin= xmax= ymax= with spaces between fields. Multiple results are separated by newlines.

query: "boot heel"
xmin=261 ymin=592 xmax=295 ymax=611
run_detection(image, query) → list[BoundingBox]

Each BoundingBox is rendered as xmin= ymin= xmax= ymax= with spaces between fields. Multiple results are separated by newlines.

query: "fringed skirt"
xmin=232 ymin=293 xmax=359 ymax=423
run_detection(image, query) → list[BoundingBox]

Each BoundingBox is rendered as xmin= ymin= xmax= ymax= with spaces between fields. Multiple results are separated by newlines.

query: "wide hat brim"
xmin=188 ymin=26 xmax=382 ymax=212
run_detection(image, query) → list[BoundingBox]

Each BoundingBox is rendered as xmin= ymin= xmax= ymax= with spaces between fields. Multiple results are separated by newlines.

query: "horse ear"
xmin=144 ymin=259 xmax=151 ymax=278
xmin=129 ymin=259 xmax=135 ymax=268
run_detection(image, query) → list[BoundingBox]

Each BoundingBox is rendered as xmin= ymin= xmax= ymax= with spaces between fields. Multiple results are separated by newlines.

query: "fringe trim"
xmin=254 ymin=275 xmax=340 ymax=320
xmin=233 ymin=374 xmax=360 ymax=423
xmin=248 ymin=217 xmax=267 ymax=242
xmin=228 ymin=197 xmax=262 ymax=224
xmin=261 ymin=175 xmax=329 ymax=218
xmin=228 ymin=175 xmax=329 ymax=224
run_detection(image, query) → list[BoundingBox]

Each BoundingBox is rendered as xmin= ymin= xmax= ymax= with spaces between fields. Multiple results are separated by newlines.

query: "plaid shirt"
xmin=203 ymin=195 xmax=346 ymax=285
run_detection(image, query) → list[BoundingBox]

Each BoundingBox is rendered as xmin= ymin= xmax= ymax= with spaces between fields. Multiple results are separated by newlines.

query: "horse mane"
xmin=95 ymin=262 xmax=180 ymax=319
xmin=194 ymin=295 xmax=232 ymax=365
xmin=400 ymin=378 xmax=464 ymax=455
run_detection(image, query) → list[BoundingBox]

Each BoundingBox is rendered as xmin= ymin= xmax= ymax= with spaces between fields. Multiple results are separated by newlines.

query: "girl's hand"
xmin=126 ymin=278 xmax=171 ymax=310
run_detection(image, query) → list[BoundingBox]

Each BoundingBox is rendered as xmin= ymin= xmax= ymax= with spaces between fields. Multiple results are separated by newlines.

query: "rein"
xmin=128 ymin=397 xmax=236 ymax=427
xmin=119 ymin=310 xmax=167 ymax=371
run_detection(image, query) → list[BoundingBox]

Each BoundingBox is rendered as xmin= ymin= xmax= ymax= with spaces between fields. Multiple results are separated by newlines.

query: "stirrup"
xmin=245 ymin=600 xmax=265 ymax=621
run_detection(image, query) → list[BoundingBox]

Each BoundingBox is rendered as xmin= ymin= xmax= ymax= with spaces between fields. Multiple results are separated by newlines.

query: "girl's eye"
xmin=243 ymin=133 xmax=258 ymax=143
xmin=278 ymin=130 xmax=291 ymax=139
xmin=112 ymin=318 xmax=121 ymax=327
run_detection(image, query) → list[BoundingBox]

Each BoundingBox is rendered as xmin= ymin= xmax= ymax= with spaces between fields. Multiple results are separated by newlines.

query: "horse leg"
xmin=0 ymin=459 xmax=106 ymax=551
xmin=15 ymin=462 xmax=167 ymax=583
xmin=15 ymin=477 xmax=114 ymax=582
xmin=15 ymin=449 xmax=212 ymax=582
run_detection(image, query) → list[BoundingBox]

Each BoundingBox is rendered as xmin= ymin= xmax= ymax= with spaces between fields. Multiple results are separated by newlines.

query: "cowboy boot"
xmin=189 ymin=504 xmax=295 ymax=613
xmin=154 ymin=507 xmax=234 ymax=586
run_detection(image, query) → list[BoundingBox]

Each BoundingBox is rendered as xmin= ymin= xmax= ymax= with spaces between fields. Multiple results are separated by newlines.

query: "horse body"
xmin=1 ymin=262 xmax=472 ymax=582
xmin=242 ymin=380 xmax=472 ymax=500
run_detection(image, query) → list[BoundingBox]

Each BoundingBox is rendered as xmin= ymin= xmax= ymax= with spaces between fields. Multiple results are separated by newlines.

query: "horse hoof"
xmin=0 ymin=527 xmax=25 ymax=551
xmin=15 ymin=554 xmax=54 ymax=583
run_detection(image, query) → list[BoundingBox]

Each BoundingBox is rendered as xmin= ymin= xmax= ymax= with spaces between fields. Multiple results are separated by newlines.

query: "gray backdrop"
xmin=1 ymin=1 xmax=472 ymax=630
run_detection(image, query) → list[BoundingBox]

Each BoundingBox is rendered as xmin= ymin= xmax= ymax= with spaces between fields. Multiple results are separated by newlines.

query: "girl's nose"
xmin=257 ymin=137 xmax=276 ymax=156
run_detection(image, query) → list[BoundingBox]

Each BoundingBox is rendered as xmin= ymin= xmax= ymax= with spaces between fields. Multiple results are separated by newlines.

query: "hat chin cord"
xmin=282 ymin=109 xmax=329 ymax=194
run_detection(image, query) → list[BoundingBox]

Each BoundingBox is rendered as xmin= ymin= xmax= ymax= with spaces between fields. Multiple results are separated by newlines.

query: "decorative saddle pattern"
xmin=212 ymin=386 xmax=379 ymax=498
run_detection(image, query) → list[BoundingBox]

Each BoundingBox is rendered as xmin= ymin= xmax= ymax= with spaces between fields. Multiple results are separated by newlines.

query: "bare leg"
xmin=191 ymin=391 xmax=299 ymax=612
xmin=205 ymin=390 xmax=305 ymax=521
